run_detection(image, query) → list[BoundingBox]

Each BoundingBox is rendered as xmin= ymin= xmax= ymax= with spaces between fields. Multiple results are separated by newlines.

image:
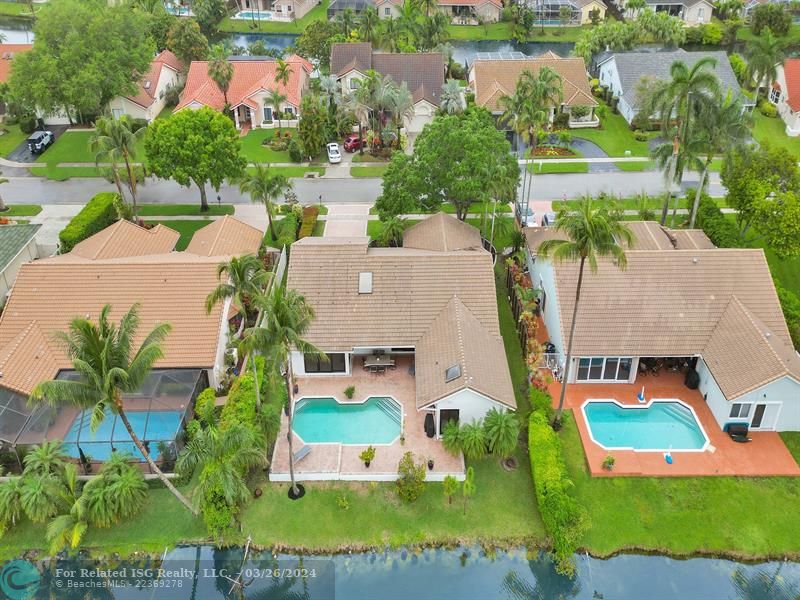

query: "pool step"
xmin=660 ymin=404 xmax=699 ymax=429
xmin=375 ymin=397 xmax=402 ymax=424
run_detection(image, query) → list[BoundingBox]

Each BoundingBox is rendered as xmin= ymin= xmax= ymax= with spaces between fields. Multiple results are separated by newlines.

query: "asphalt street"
xmin=1 ymin=171 xmax=724 ymax=207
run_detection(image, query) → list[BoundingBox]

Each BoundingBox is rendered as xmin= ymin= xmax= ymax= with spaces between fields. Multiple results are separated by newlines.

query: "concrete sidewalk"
xmin=30 ymin=204 xmax=83 ymax=255
xmin=323 ymin=204 xmax=369 ymax=237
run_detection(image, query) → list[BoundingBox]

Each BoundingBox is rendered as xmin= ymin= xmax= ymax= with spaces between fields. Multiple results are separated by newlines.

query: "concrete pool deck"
xmin=547 ymin=371 xmax=800 ymax=477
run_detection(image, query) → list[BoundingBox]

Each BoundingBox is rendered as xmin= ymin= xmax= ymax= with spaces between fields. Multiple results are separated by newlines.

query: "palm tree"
xmin=689 ymin=95 xmax=751 ymax=228
xmin=22 ymin=439 xmax=67 ymax=477
xmin=90 ymin=116 xmax=146 ymax=216
xmin=746 ymin=29 xmax=786 ymax=103
xmin=389 ymin=82 xmax=414 ymax=145
xmin=239 ymin=164 xmax=290 ymax=241
xmin=359 ymin=8 xmax=381 ymax=43
xmin=537 ymin=197 xmax=633 ymax=428
xmin=176 ymin=422 xmax=267 ymax=527
xmin=378 ymin=17 xmax=403 ymax=53
xmin=414 ymin=0 xmax=437 ymax=17
xmin=336 ymin=7 xmax=357 ymax=37
xmin=29 ymin=304 xmax=198 ymax=515
xmin=244 ymin=285 xmax=322 ymax=499
xmin=205 ymin=254 xmax=271 ymax=338
xmin=318 ymin=74 xmax=340 ymax=114
xmin=345 ymin=83 xmax=372 ymax=156
xmin=484 ymin=408 xmax=520 ymax=459
xmin=275 ymin=58 xmax=292 ymax=90
xmin=440 ymin=79 xmax=466 ymax=115
xmin=208 ymin=44 xmax=234 ymax=106
xmin=267 ymin=88 xmax=287 ymax=134
xmin=0 ymin=476 xmax=24 ymax=529
xmin=625 ymin=0 xmax=645 ymax=17
xmin=378 ymin=216 xmax=407 ymax=247
xmin=459 ymin=421 xmax=487 ymax=460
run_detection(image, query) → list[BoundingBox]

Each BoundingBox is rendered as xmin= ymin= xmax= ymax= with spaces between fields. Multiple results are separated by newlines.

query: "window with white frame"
xmin=730 ymin=403 xmax=751 ymax=419
xmin=384 ymin=6 xmax=390 ymax=14
xmin=576 ymin=357 xmax=632 ymax=382
xmin=350 ymin=78 xmax=358 ymax=90
xmin=770 ymin=87 xmax=781 ymax=104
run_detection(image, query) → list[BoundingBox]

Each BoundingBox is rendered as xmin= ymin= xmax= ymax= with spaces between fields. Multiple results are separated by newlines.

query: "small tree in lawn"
xmin=145 ymin=107 xmax=246 ymax=211
xmin=462 ymin=466 xmax=475 ymax=515
xmin=484 ymin=408 xmax=520 ymax=459
xmin=443 ymin=474 xmax=459 ymax=506
xmin=396 ymin=452 xmax=426 ymax=502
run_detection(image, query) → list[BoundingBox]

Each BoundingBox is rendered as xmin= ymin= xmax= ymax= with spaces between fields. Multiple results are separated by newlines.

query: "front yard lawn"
xmin=219 ymin=0 xmax=328 ymax=33
xmin=561 ymin=411 xmax=800 ymax=558
xmin=240 ymin=128 xmax=295 ymax=163
xmin=28 ymin=165 xmax=104 ymax=180
xmin=350 ymin=165 xmax=387 ymax=177
xmin=0 ymin=123 xmax=28 ymax=158
xmin=751 ymin=112 xmax=800 ymax=161
xmin=529 ymin=161 xmax=589 ymax=174
xmin=573 ymin=106 xmax=653 ymax=157
xmin=249 ymin=166 xmax=325 ymax=178
xmin=2 ymin=204 xmax=42 ymax=217
xmin=613 ymin=160 xmax=654 ymax=172
xmin=144 ymin=219 xmax=212 ymax=250
xmin=137 ymin=204 xmax=234 ymax=217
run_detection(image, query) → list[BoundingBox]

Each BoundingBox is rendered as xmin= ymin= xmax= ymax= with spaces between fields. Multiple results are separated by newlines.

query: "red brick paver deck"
xmin=546 ymin=371 xmax=800 ymax=477
xmin=270 ymin=357 xmax=465 ymax=481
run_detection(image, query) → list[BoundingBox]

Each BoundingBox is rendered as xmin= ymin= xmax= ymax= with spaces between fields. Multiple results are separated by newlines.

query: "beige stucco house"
xmin=108 ymin=50 xmax=184 ymax=122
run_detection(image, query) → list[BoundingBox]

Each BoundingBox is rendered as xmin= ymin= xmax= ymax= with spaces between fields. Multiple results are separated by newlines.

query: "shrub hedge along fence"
xmin=59 ymin=192 xmax=120 ymax=253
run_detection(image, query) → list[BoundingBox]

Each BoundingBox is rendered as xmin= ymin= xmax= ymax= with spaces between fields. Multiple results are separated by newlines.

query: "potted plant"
xmin=427 ymin=458 xmax=434 ymax=471
xmin=360 ymin=446 xmax=376 ymax=468
xmin=602 ymin=454 xmax=615 ymax=471
xmin=344 ymin=385 xmax=355 ymax=399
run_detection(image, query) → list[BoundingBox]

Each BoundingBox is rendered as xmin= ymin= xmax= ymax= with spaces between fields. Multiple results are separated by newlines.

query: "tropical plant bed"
xmin=531 ymin=145 xmax=578 ymax=158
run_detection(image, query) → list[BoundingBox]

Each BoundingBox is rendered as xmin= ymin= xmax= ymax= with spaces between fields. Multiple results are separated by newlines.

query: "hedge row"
xmin=59 ymin=192 xmax=120 ymax=253
xmin=694 ymin=195 xmax=739 ymax=249
xmin=528 ymin=411 xmax=589 ymax=576
xmin=298 ymin=205 xmax=319 ymax=239
xmin=776 ymin=281 xmax=800 ymax=350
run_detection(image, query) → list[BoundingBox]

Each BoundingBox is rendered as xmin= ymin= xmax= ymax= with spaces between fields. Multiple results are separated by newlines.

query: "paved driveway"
xmin=7 ymin=124 xmax=69 ymax=163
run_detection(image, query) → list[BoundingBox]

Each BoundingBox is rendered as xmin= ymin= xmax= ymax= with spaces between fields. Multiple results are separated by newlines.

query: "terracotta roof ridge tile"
xmin=729 ymin=296 xmax=790 ymax=381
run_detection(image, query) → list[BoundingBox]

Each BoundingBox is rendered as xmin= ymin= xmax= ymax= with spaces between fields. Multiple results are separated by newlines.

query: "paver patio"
xmin=270 ymin=356 xmax=465 ymax=481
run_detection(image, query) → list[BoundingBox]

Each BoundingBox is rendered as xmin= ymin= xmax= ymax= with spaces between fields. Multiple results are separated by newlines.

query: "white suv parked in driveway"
xmin=326 ymin=143 xmax=341 ymax=164
xmin=515 ymin=202 xmax=537 ymax=227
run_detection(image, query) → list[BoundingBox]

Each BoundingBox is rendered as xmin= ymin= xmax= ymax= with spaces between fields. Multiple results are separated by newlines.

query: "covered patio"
xmin=270 ymin=356 xmax=465 ymax=482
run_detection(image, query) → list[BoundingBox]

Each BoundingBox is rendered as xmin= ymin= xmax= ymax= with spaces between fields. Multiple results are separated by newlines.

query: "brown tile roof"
xmin=125 ymin=50 xmax=183 ymax=109
xmin=403 ymin=212 xmax=483 ymax=252
xmin=176 ymin=55 xmax=312 ymax=112
xmin=471 ymin=55 xmax=597 ymax=112
xmin=185 ymin=216 xmax=263 ymax=257
xmin=68 ymin=220 xmax=179 ymax=260
xmin=0 ymin=44 xmax=32 ymax=84
xmin=547 ymin=248 xmax=791 ymax=360
xmin=0 ymin=255 xmax=230 ymax=393
xmin=415 ymin=297 xmax=515 ymax=409
xmin=331 ymin=43 xmax=445 ymax=106
xmin=702 ymin=297 xmax=800 ymax=399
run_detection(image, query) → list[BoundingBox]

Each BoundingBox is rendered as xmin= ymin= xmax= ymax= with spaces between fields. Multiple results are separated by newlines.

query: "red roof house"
xmin=109 ymin=50 xmax=184 ymax=123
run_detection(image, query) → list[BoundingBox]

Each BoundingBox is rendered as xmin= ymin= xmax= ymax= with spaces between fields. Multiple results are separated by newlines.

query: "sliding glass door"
xmin=576 ymin=357 xmax=633 ymax=382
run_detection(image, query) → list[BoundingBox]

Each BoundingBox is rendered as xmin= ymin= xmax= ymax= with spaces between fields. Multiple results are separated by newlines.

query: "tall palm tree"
xmin=344 ymin=88 xmax=371 ymax=156
xmin=275 ymin=58 xmax=292 ymax=90
xmin=440 ymin=79 xmax=466 ymax=115
xmin=244 ymin=285 xmax=322 ymax=499
xmin=267 ymin=88 xmax=287 ymax=134
xmin=90 ymin=116 xmax=146 ymax=216
xmin=389 ymin=82 xmax=414 ymax=145
xmin=205 ymin=254 xmax=271 ymax=338
xmin=378 ymin=17 xmax=403 ymax=53
xmin=651 ymin=131 xmax=704 ymax=225
xmin=208 ymin=44 xmax=234 ymax=106
xmin=318 ymin=74 xmax=340 ymax=114
xmin=239 ymin=164 xmax=290 ymax=241
xmin=176 ymin=422 xmax=267 ymax=527
xmin=537 ymin=198 xmax=633 ymax=428
xmin=414 ymin=0 xmax=438 ymax=16
xmin=689 ymin=95 xmax=751 ymax=228
xmin=378 ymin=216 xmax=407 ymax=247
xmin=336 ymin=7 xmax=357 ymax=37
xmin=29 ymin=304 xmax=198 ymax=515
xmin=359 ymin=8 xmax=381 ymax=43
xmin=746 ymin=29 xmax=786 ymax=104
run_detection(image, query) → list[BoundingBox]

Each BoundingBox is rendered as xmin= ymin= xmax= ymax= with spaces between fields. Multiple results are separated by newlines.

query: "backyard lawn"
xmin=781 ymin=432 xmax=800 ymax=465
xmin=0 ymin=1 xmax=33 ymax=16
xmin=218 ymin=0 xmax=328 ymax=33
xmin=0 ymin=123 xmax=28 ymax=158
xmin=751 ymin=112 xmax=800 ymax=161
xmin=561 ymin=412 xmax=800 ymax=558
xmin=144 ymin=219 xmax=213 ymax=250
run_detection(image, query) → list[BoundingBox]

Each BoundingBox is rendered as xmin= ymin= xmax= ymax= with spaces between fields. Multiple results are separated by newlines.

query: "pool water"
xmin=234 ymin=10 xmax=275 ymax=20
xmin=293 ymin=397 xmax=402 ymax=445
xmin=583 ymin=400 xmax=708 ymax=451
xmin=63 ymin=409 xmax=183 ymax=461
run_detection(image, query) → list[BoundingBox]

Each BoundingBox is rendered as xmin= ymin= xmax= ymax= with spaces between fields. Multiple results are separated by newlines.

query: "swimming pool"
xmin=63 ymin=408 xmax=183 ymax=461
xmin=582 ymin=400 xmax=708 ymax=452
xmin=293 ymin=397 xmax=402 ymax=445
xmin=233 ymin=10 xmax=275 ymax=20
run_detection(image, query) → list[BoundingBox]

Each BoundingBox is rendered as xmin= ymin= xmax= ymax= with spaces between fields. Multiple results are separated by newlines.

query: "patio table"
xmin=364 ymin=355 xmax=395 ymax=368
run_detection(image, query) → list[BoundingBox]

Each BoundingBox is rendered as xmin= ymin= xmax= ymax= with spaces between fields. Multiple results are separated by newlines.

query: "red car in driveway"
xmin=343 ymin=133 xmax=365 ymax=152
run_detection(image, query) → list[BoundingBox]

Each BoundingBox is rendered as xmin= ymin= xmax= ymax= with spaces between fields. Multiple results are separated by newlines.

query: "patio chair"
xmin=377 ymin=366 xmax=386 ymax=374
xmin=369 ymin=365 xmax=378 ymax=373
xmin=293 ymin=445 xmax=312 ymax=463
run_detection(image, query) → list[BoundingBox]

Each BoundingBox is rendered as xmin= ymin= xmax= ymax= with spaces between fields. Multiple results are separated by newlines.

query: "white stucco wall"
xmin=698 ymin=358 xmax=800 ymax=431
xmin=526 ymin=253 xmax=565 ymax=363
xmin=579 ymin=1 xmax=605 ymax=23
xmin=434 ymin=388 xmax=508 ymax=430
xmin=108 ymin=65 xmax=180 ymax=123
xmin=407 ymin=101 xmax=436 ymax=133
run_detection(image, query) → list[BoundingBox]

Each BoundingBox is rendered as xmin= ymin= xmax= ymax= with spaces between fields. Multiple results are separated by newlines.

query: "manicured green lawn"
xmin=751 ymin=112 xmax=800 ymax=161
xmin=747 ymin=231 xmax=800 ymax=298
xmin=495 ymin=266 xmax=531 ymax=414
xmin=219 ymin=0 xmax=328 ymax=33
xmin=561 ymin=412 xmax=800 ymax=557
xmin=351 ymin=153 xmax=387 ymax=163
xmin=312 ymin=220 xmax=325 ymax=236
xmin=254 ymin=166 xmax=325 ymax=177
xmin=350 ymin=165 xmax=387 ymax=177
xmin=144 ymin=219 xmax=213 ymax=250
xmin=157 ymin=105 xmax=175 ymax=120
xmin=573 ymin=107 xmax=653 ymax=158
xmin=2 ymin=204 xmax=41 ymax=217
xmin=0 ymin=1 xmax=33 ymax=16
xmin=241 ymin=449 xmax=543 ymax=549
xmin=781 ymin=433 xmax=800 ymax=465
xmin=738 ymin=23 xmax=800 ymax=45
xmin=137 ymin=204 xmax=234 ymax=217
xmin=240 ymin=128 xmax=295 ymax=163
xmin=32 ymin=130 xmax=147 ymax=180
xmin=0 ymin=123 xmax=28 ymax=158
xmin=529 ymin=161 xmax=589 ymax=174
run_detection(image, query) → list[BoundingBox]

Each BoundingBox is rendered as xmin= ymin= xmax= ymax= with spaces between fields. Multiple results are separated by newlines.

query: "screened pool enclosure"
xmin=0 ymin=369 xmax=206 ymax=472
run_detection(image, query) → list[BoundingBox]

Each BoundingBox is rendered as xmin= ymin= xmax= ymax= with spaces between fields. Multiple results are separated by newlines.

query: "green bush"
xmin=729 ymin=54 xmax=747 ymax=86
xmin=530 ymin=388 xmax=555 ymax=420
xmin=700 ymin=22 xmax=722 ymax=45
xmin=633 ymin=130 xmax=649 ymax=142
xmin=220 ymin=372 xmax=258 ymax=430
xmin=552 ymin=112 xmax=570 ymax=130
xmin=758 ymin=100 xmax=778 ymax=118
xmin=19 ymin=115 xmax=36 ymax=134
xmin=288 ymin=137 xmax=302 ymax=162
xmin=694 ymin=194 xmax=739 ymax=248
xmin=298 ymin=205 xmax=319 ymax=239
xmin=59 ymin=192 xmax=120 ymax=253
xmin=528 ymin=411 xmax=589 ymax=576
xmin=395 ymin=451 xmax=426 ymax=502
xmin=200 ymin=484 xmax=236 ymax=539
xmin=776 ymin=281 xmax=800 ymax=351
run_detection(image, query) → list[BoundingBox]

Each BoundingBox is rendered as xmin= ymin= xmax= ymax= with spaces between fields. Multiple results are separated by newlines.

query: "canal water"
xmin=19 ymin=545 xmax=800 ymax=599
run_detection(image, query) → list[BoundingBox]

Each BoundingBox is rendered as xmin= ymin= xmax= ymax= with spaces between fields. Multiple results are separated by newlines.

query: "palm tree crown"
xmin=90 ymin=115 xmax=145 ymax=215
xmin=205 ymin=254 xmax=270 ymax=338
xmin=207 ymin=44 xmax=234 ymax=106
xmin=239 ymin=164 xmax=290 ymax=241
xmin=746 ymin=29 xmax=786 ymax=103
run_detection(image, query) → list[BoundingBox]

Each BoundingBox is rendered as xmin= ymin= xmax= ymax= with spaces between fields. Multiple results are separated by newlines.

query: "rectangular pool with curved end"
xmin=293 ymin=396 xmax=402 ymax=445
xmin=582 ymin=400 xmax=709 ymax=452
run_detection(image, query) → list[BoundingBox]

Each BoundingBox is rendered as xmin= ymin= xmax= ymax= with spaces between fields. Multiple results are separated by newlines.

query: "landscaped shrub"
xmin=530 ymin=388 xmax=555 ymax=420
xmin=553 ymin=112 xmax=570 ymax=130
xmin=528 ymin=411 xmax=589 ymax=576
xmin=288 ymin=137 xmax=302 ymax=162
xmin=200 ymin=483 xmax=236 ymax=538
xmin=633 ymin=130 xmax=648 ymax=142
xmin=700 ymin=23 xmax=722 ymax=46
xmin=776 ymin=281 xmax=800 ymax=351
xmin=694 ymin=194 xmax=739 ymax=248
xmin=729 ymin=54 xmax=747 ymax=85
xmin=58 ymin=192 xmax=120 ymax=253
xmin=220 ymin=372 xmax=258 ymax=430
xmin=298 ymin=205 xmax=319 ymax=239
xmin=758 ymin=99 xmax=778 ymax=118
xmin=18 ymin=115 xmax=36 ymax=134
xmin=395 ymin=451 xmax=426 ymax=502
